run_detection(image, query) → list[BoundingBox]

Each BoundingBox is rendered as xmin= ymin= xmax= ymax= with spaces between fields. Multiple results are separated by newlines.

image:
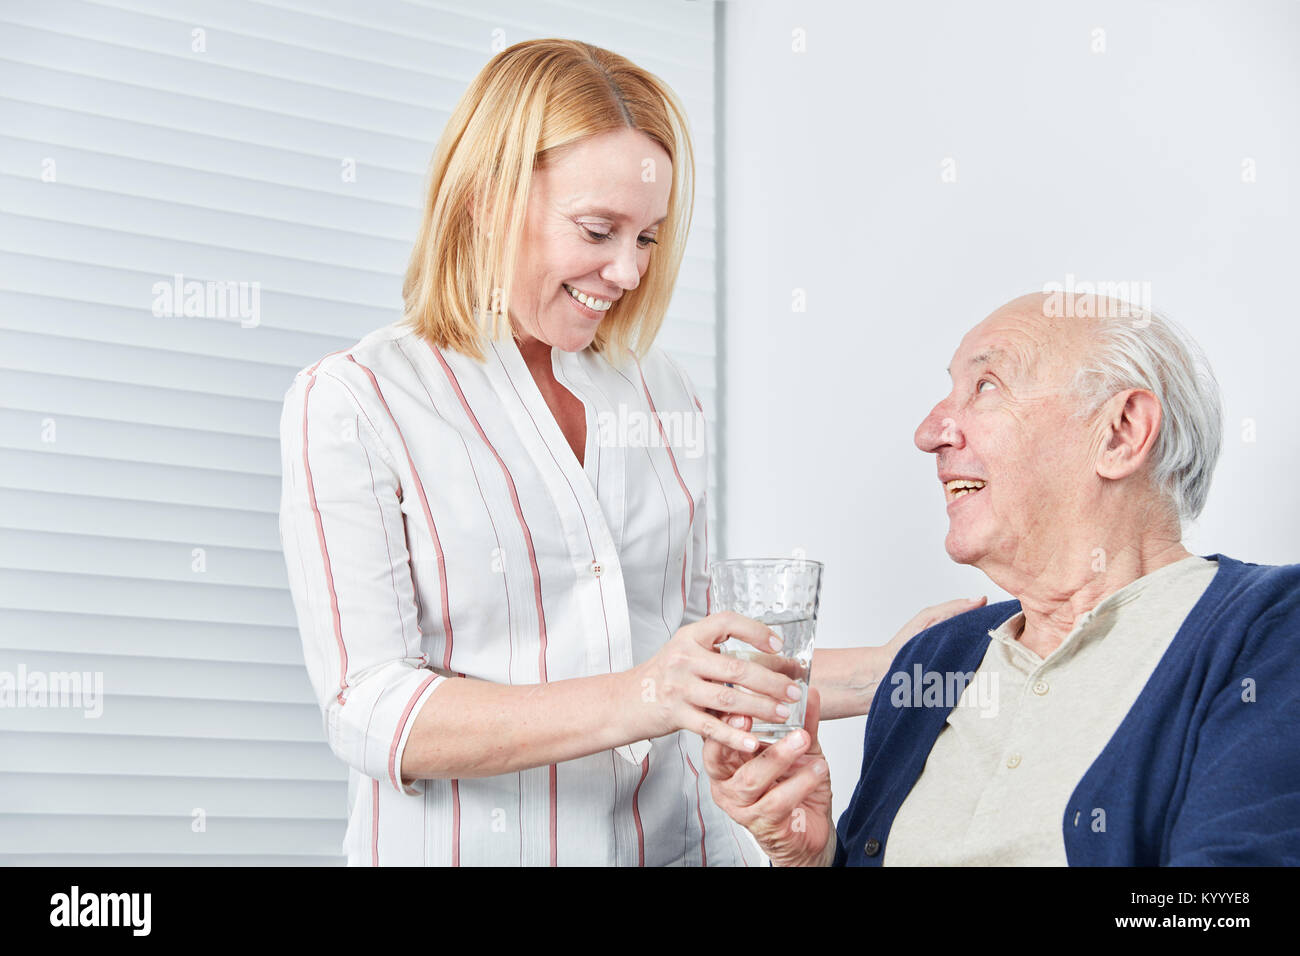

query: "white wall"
xmin=721 ymin=0 xmax=1300 ymax=822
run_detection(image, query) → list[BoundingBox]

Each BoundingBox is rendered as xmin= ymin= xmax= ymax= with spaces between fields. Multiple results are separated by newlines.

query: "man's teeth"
xmin=945 ymin=479 xmax=987 ymax=499
xmin=564 ymin=284 xmax=612 ymax=312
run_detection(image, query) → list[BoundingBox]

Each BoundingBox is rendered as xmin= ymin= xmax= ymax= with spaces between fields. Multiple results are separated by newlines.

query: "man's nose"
xmin=914 ymin=403 xmax=964 ymax=453
xmin=600 ymin=238 xmax=641 ymax=292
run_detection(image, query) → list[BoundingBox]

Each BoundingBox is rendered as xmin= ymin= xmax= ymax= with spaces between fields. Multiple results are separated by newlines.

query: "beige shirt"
xmin=884 ymin=555 xmax=1219 ymax=866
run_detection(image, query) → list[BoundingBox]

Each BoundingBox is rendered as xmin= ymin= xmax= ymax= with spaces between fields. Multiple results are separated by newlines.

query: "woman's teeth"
xmin=564 ymin=284 xmax=612 ymax=312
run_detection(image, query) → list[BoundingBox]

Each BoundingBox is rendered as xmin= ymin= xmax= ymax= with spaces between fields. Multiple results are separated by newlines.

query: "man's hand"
xmin=703 ymin=687 xmax=836 ymax=866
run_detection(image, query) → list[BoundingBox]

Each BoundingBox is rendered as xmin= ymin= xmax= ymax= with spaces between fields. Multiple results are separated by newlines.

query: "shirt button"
xmin=863 ymin=838 xmax=881 ymax=856
xmin=590 ymin=560 xmax=603 ymax=577
xmin=1006 ymin=753 xmax=1022 ymax=769
xmin=1032 ymin=679 xmax=1049 ymax=695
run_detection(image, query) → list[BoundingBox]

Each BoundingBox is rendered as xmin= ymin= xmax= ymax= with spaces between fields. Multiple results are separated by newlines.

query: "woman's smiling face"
xmin=506 ymin=128 xmax=672 ymax=353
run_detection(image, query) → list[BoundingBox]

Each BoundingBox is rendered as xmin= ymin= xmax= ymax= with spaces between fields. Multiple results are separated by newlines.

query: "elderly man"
xmin=705 ymin=292 xmax=1300 ymax=866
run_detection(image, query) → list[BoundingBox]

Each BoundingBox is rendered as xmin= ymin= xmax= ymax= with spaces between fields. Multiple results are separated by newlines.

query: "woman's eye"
xmin=582 ymin=227 xmax=657 ymax=247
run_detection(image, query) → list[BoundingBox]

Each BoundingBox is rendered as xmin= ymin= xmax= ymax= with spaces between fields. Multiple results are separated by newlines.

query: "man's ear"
xmin=1096 ymin=388 xmax=1162 ymax=480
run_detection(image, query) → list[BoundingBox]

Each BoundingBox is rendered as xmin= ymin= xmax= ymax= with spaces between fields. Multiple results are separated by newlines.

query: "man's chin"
xmin=944 ymin=532 xmax=985 ymax=566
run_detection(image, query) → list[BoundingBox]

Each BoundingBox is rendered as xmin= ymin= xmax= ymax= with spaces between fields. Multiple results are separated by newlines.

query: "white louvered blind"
xmin=0 ymin=0 xmax=720 ymax=865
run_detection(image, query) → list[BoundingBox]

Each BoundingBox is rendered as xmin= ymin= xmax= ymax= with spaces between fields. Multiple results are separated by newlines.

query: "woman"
xmin=278 ymin=38 xmax=977 ymax=866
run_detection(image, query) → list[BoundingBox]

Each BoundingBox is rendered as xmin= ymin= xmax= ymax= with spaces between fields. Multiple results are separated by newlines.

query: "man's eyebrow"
xmin=569 ymin=205 xmax=667 ymax=226
xmin=946 ymin=348 xmax=1008 ymax=377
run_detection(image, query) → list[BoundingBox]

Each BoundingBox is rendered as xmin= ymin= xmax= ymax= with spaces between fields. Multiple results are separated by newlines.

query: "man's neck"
xmin=986 ymin=535 xmax=1193 ymax=659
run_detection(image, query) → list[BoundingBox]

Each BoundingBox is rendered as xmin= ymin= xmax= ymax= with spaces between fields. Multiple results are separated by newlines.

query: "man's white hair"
xmin=1070 ymin=311 xmax=1224 ymax=525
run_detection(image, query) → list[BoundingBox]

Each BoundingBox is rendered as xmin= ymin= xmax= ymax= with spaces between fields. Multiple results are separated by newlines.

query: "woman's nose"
xmin=601 ymin=239 xmax=641 ymax=291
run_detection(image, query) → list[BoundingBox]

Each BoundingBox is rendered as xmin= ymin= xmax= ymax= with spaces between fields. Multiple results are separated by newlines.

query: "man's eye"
xmin=977 ymin=379 xmax=997 ymax=393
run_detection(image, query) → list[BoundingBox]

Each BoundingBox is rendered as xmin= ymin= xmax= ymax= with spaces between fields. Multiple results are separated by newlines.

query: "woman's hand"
xmin=627 ymin=611 xmax=804 ymax=754
xmin=883 ymin=595 xmax=987 ymax=658
xmin=703 ymin=688 xmax=835 ymax=866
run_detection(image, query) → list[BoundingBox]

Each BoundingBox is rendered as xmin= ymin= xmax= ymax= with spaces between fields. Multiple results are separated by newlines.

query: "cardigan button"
xmin=863 ymin=838 xmax=881 ymax=856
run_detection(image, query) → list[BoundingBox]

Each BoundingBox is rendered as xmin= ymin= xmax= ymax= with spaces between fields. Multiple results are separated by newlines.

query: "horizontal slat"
xmin=0 ymin=650 xmax=314 ymax=705
xmin=0 ymin=694 xmax=322 ymax=739
xmin=0 ymin=730 xmax=346 ymax=780
xmin=0 ymin=407 xmax=277 ymax=475
xmin=1 ymin=0 xmax=470 ymax=103
xmin=0 ymin=450 xmax=280 ymax=513
xmin=0 ymin=568 xmax=292 ymax=627
xmin=0 ymin=812 xmax=344 ymax=854
xmin=0 ymin=21 xmax=451 ymax=134
xmin=0 ymin=771 xmax=343 ymax=817
xmin=0 ymin=610 xmax=302 ymax=666
xmin=0 ymin=98 xmax=426 ymax=207
xmin=0 ymin=134 xmax=421 ymax=239
xmin=0 ymin=59 xmax=436 ymax=172
xmin=0 ymin=173 xmax=414 ymax=271
xmin=0 ymin=253 xmax=400 ymax=339
xmin=0 ymin=362 xmax=285 ymax=432
xmin=0 ymin=852 xmax=342 ymax=865
xmin=0 ymin=292 xmax=351 ymax=368
xmin=0 ymin=489 xmax=282 ymax=552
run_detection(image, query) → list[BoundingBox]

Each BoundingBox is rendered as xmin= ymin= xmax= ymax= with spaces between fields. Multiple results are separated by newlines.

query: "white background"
xmin=720 ymin=0 xmax=1300 ymax=821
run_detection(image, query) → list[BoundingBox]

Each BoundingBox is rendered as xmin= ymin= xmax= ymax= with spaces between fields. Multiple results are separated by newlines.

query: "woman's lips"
xmin=564 ymin=285 xmax=606 ymax=321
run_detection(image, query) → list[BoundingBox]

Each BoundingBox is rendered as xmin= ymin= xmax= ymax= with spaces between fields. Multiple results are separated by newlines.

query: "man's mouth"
xmin=944 ymin=478 xmax=986 ymax=502
xmin=563 ymin=283 xmax=613 ymax=313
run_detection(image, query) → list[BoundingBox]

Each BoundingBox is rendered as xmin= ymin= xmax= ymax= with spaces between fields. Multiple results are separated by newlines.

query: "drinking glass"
xmin=708 ymin=557 xmax=823 ymax=742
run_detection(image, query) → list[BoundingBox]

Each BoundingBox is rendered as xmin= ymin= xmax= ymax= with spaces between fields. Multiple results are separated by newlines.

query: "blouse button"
xmin=590 ymin=560 xmax=604 ymax=577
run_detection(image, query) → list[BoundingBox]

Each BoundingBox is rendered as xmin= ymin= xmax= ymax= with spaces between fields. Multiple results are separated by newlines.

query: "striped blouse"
xmin=277 ymin=318 xmax=762 ymax=866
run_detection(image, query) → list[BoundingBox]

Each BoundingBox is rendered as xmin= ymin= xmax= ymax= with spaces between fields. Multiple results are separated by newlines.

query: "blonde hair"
xmin=399 ymin=38 xmax=696 ymax=364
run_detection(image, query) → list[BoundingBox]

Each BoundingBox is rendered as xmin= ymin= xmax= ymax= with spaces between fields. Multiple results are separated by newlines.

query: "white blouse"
xmin=277 ymin=318 xmax=761 ymax=866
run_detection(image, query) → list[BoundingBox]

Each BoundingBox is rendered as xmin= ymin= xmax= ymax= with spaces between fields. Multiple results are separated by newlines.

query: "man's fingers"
xmin=701 ymin=715 xmax=752 ymax=780
xmin=721 ymin=728 xmax=812 ymax=806
xmin=749 ymin=756 xmax=829 ymax=823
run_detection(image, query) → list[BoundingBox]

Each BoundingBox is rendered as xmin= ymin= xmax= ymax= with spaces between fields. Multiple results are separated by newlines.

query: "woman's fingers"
xmin=697 ymin=712 xmax=760 ymax=754
xmin=696 ymin=649 xmax=803 ymax=707
xmin=892 ymin=595 xmax=987 ymax=644
xmin=691 ymin=610 xmax=783 ymax=654
xmin=686 ymin=675 xmax=790 ymax=725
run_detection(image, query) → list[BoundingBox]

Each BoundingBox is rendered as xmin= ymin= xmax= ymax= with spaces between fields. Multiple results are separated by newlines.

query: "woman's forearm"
xmin=399 ymin=668 xmax=645 ymax=784
xmin=811 ymin=647 xmax=893 ymax=720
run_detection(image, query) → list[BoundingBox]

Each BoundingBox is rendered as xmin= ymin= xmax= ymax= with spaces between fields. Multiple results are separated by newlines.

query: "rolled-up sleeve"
xmin=277 ymin=364 xmax=445 ymax=796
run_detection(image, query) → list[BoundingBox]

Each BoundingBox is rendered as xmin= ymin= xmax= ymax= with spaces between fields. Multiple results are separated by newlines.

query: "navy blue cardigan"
xmin=833 ymin=554 xmax=1300 ymax=866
